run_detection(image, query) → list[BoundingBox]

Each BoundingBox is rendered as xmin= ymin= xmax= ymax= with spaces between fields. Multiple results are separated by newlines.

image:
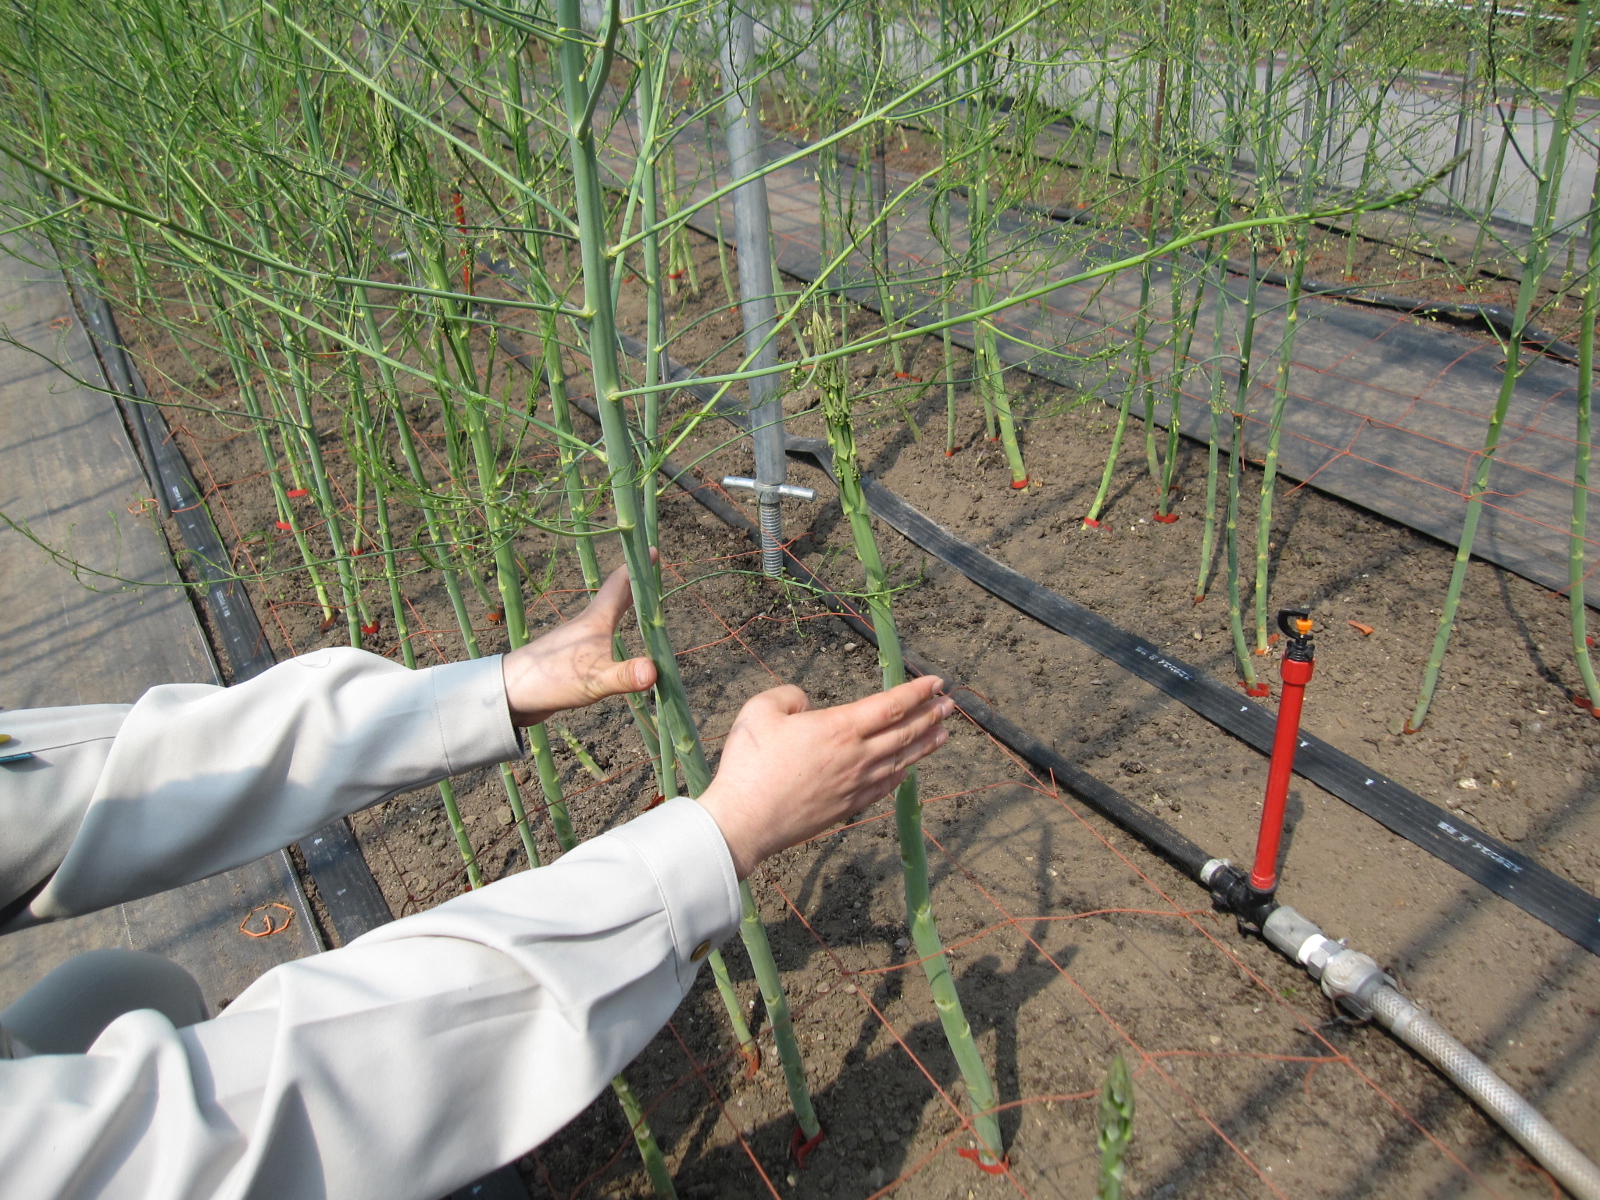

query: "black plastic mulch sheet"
xmin=648 ymin=134 xmax=1593 ymax=608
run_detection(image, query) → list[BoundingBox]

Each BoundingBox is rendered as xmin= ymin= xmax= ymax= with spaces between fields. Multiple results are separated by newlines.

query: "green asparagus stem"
xmin=814 ymin=313 xmax=1004 ymax=1165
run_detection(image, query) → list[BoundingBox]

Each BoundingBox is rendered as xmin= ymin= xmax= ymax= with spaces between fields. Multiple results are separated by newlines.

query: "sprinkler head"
xmin=1277 ymin=609 xmax=1316 ymax=663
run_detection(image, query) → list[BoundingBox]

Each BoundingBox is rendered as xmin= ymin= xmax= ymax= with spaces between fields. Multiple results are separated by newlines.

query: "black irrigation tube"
xmin=584 ymin=320 xmax=1600 ymax=957
xmin=803 ymin=434 xmax=1600 ymax=956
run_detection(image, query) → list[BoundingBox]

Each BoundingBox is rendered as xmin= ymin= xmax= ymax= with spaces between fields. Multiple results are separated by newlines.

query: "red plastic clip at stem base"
xmin=789 ymin=1125 xmax=825 ymax=1167
xmin=1249 ymin=654 xmax=1314 ymax=893
xmin=957 ymin=1147 xmax=1010 ymax=1174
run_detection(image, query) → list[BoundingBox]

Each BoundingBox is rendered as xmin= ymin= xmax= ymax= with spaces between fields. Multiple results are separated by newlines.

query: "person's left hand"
xmin=501 ymin=564 xmax=657 ymax=727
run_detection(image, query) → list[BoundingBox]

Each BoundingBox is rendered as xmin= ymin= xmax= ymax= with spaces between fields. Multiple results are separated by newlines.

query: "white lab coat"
xmin=0 ymin=648 xmax=742 ymax=1200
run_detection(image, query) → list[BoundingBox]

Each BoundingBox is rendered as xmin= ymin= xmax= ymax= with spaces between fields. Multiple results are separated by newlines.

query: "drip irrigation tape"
xmin=559 ymin=390 xmax=1215 ymax=883
xmin=800 ymin=436 xmax=1600 ymax=957
xmin=596 ymin=326 xmax=1600 ymax=957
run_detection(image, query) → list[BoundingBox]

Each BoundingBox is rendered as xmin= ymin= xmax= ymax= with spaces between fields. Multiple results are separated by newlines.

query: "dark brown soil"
xmin=111 ymin=209 xmax=1599 ymax=1200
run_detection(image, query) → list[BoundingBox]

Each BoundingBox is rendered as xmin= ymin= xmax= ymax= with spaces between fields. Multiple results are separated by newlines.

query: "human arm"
xmin=0 ymin=565 xmax=655 ymax=929
xmin=0 ymin=674 xmax=951 ymax=1199
xmin=0 ymin=798 xmax=741 ymax=1200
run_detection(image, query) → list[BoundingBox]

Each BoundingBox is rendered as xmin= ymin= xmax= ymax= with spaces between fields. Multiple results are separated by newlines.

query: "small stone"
xmin=1457 ymin=778 xmax=1479 ymax=791
xmin=1386 ymin=715 xmax=1405 ymax=736
xmin=843 ymin=641 xmax=857 ymax=652
xmin=497 ymin=805 xmax=515 ymax=825
xmin=894 ymin=937 xmax=910 ymax=953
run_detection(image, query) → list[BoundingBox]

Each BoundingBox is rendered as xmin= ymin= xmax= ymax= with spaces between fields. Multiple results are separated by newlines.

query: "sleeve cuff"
xmin=609 ymin=798 xmax=743 ymax=988
xmin=427 ymin=655 xmax=524 ymax=774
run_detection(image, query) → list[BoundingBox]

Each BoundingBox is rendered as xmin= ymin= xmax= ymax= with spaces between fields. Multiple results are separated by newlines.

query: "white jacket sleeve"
xmin=0 ymin=798 xmax=744 ymax=1200
xmin=0 ymin=648 xmax=523 ymax=927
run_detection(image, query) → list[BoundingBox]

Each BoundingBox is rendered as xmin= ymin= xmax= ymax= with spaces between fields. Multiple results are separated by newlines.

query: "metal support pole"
xmin=719 ymin=3 xmax=786 ymax=576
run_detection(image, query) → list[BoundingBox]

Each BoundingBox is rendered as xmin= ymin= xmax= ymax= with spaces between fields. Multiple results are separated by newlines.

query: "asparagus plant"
xmin=1407 ymin=0 xmax=1594 ymax=730
xmin=812 ymin=311 xmax=1004 ymax=1165
xmin=1096 ymin=1052 xmax=1136 ymax=1200
xmin=553 ymin=0 xmax=817 ymax=1141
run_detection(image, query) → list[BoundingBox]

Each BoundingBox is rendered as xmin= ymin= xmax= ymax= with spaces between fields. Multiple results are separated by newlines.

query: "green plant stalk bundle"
xmin=1223 ymin=236 xmax=1263 ymax=693
xmin=966 ymin=45 xmax=1029 ymax=488
xmin=1249 ymin=0 xmax=1341 ymax=654
xmin=812 ymin=312 xmax=1004 ymax=1165
xmin=1568 ymin=176 xmax=1600 ymax=711
xmin=553 ymin=0 xmax=814 ymax=1139
xmin=370 ymin=90 xmax=548 ymax=871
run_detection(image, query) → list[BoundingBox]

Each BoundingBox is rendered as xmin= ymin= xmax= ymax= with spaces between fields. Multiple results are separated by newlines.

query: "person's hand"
xmin=695 ymin=676 xmax=955 ymax=878
xmin=501 ymin=564 xmax=657 ymax=727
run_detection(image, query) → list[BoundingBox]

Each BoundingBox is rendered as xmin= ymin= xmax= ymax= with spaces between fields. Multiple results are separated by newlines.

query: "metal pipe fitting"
xmin=1198 ymin=858 xmax=1231 ymax=886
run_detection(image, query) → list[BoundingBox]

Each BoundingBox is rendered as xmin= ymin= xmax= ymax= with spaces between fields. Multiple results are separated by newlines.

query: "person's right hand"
xmin=694 ymin=676 xmax=955 ymax=879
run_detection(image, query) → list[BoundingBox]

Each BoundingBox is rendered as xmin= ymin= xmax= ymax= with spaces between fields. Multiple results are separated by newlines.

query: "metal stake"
xmin=719 ymin=3 xmax=787 ymax=576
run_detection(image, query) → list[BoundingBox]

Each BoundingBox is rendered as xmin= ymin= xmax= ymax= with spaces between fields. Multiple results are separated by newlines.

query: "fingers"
xmin=859 ymin=691 xmax=952 ymax=755
xmin=842 ymin=675 xmax=945 ymax=736
xmin=594 ymin=655 xmax=656 ymax=698
xmin=846 ymin=768 xmax=907 ymax=815
xmin=854 ymin=704 xmax=949 ymax=791
xmin=585 ymin=563 xmax=637 ymax=632
xmin=893 ymin=722 xmax=948 ymax=772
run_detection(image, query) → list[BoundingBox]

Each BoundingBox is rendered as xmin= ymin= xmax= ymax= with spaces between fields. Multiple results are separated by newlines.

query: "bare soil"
xmin=111 ymin=208 xmax=1599 ymax=1200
